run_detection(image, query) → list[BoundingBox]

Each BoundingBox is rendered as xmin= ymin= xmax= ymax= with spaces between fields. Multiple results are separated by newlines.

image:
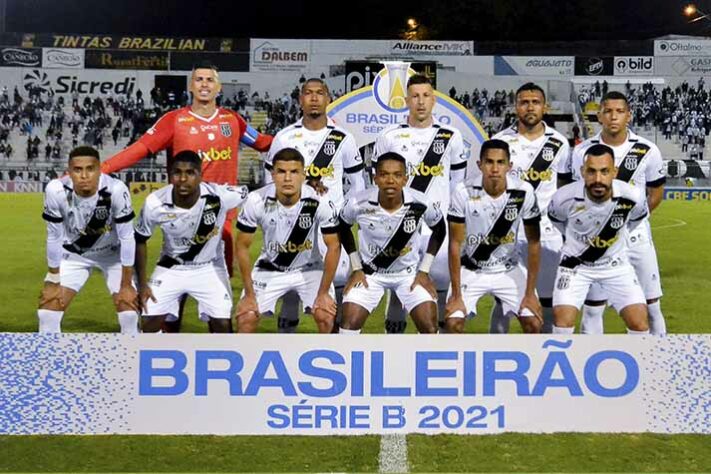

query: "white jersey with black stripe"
xmin=42 ymin=174 xmax=134 ymax=258
xmin=448 ymin=175 xmax=540 ymax=273
xmin=135 ymin=183 xmax=248 ymax=265
xmin=548 ymin=180 xmax=648 ymax=267
xmin=237 ymin=183 xmax=339 ymax=272
xmin=340 ymin=187 xmax=443 ymax=275
xmin=373 ymin=121 xmax=467 ymax=213
xmin=266 ymin=119 xmax=365 ymax=205
xmin=568 ymin=130 xmax=665 ymax=245
xmin=493 ymin=124 xmax=570 ymax=241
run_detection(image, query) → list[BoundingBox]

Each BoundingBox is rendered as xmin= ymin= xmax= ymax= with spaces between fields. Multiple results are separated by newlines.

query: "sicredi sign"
xmin=22 ymin=69 xmax=137 ymax=95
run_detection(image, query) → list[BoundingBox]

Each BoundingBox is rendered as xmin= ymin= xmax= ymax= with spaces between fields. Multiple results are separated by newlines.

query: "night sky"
xmin=5 ymin=0 xmax=704 ymax=41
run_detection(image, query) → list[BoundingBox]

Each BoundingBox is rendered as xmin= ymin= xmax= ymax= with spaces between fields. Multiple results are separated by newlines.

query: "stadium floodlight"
xmin=684 ymin=3 xmax=711 ymax=22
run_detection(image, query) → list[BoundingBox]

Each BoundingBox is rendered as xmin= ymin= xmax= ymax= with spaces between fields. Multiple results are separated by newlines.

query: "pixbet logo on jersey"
xmin=199 ymin=146 xmax=233 ymax=162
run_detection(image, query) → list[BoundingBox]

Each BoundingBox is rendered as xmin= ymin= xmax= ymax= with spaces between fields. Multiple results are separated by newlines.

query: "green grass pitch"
xmin=0 ymin=192 xmax=709 ymax=472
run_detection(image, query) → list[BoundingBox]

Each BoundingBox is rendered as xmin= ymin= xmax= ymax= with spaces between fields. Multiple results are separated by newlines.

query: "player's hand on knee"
xmin=313 ymin=292 xmax=337 ymax=317
xmin=344 ymin=270 xmax=368 ymax=295
xmin=235 ymin=294 xmax=259 ymax=319
xmin=411 ymin=271 xmax=436 ymax=298
xmin=114 ymin=284 xmax=139 ymax=312
xmin=39 ymin=282 xmax=64 ymax=309
xmin=445 ymin=294 xmax=467 ymax=318
xmin=519 ymin=292 xmax=542 ymax=320
xmin=138 ymin=285 xmax=157 ymax=312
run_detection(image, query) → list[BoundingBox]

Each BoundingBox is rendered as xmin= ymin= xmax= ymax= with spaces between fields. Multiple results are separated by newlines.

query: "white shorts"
xmin=343 ymin=272 xmax=435 ymax=313
xmin=447 ymin=264 xmax=531 ymax=319
xmin=246 ymin=267 xmax=333 ymax=315
xmin=145 ymin=261 xmax=232 ymax=321
xmin=516 ymin=235 xmax=562 ymax=300
xmin=59 ymin=251 xmax=127 ymax=295
xmin=417 ymin=230 xmax=449 ymax=291
xmin=333 ymin=250 xmax=350 ymax=288
xmin=553 ymin=260 xmax=646 ymax=312
xmin=585 ymin=241 xmax=662 ymax=302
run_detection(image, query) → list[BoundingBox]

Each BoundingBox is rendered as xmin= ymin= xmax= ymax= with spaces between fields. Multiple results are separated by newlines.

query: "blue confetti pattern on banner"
xmin=0 ymin=334 xmax=135 ymax=434
xmin=641 ymin=335 xmax=711 ymax=434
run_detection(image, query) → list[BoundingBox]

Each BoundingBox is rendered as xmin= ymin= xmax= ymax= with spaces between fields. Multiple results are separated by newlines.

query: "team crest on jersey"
xmin=624 ymin=157 xmax=638 ymax=171
xmin=504 ymin=206 xmax=519 ymax=221
xmin=203 ymin=211 xmax=217 ymax=225
xmin=610 ymin=215 xmax=624 ymax=229
xmin=298 ymin=214 xmax=313 ymax=229
xmin=323 ymin=140 xmax=336 ymax=156
xmin=220 ymin=123 xmax=232 ymax=137
xmin=542 ymin=147 xmax=555 ymax=162
xmin=403 ymin=217 xmax=417 ymax=233
xmin=433 ymin=139 xmax=445 ymax=155
xmin=95 ymin=206 xmax=109 ymax=220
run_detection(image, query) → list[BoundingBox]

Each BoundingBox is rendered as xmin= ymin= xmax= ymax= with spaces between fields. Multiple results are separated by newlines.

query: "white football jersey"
xmin=266 ymin=120 xmax=365 ymax=205
xmin=237 ymin=183 xmax=339 ymax=272
xmin=493 ymin=124 xmax=569 ymax=241
xmin=340 ymin=187 xmax=443 ymax=275
xmin=448 ymin=176 xmax=540 ymax=273
xmin=42 ymin=174 xmax=135 ymax=258
xmin=548 ymin=180 xmax=648 ymax=268
xmin=373 ymin=122 xmax=467 ymax=212
xmin=135 ymin=182 xmax=248 ymax=266
xmin=567 ymin=130 xmax=665 ymax=245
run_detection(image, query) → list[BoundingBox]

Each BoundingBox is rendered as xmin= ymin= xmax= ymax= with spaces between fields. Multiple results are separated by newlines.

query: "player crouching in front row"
xmin=234 ymin=148 xmax=341 ymax=333
xmin=445 ymin=139 xmax=543 ymax=334
xmin=38 ymin=146 xmax=139 ymax=333
xmin=338 ymin=152 xmax=446 ymax=334
xmin=548 ymin=144 xmax=650 ymax=334
xmin=134 ymin=150 xmax=249 ymax=333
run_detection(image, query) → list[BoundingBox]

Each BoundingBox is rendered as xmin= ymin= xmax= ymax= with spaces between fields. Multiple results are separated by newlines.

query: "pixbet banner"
xmin=0 ymin=334 xmax=708 ymax=435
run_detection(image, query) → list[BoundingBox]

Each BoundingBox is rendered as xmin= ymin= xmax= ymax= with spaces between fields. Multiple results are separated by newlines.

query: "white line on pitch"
xmin=651 ymin=218 xmax=687 ymax=230
xmin=379 ymin=434 xmax=409 ymax=473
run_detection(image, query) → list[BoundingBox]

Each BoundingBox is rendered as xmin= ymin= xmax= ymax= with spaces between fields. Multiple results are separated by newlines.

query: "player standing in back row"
xmin=490 ymin=83 xmax=569 ymax=333
xmin=373 ymin=74 xmax=467 ymax=333
xmin=562 ymin=91 xmax=666 ymax=335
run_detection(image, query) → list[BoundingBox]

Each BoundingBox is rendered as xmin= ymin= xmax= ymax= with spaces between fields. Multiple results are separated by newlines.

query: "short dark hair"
xmin=68 ymin=145 xmax=100 ymax=163
xmin=300 ymin=78 xmax=330 ymax=96
xmin=600 ymin=91 xmax=629 ymax=109
xmin=406 ymin=74 xmax=433 ymax=89
xmin=171 ymin=150 xmax=203 ymax=172
xmin=272 ymin=147 xmax=305 ymax=166
xmin=515 ymin=82 xmax=546 ymax=102
xmin=583 ymin=144 xmax=615 ymax=164
xmin=192 ymin=61 xmax=218 ymax=73
xmin=479 ymin=139 xmax=510 ymax=161
xmin=375 ymin=152 xmax=407 ymax=172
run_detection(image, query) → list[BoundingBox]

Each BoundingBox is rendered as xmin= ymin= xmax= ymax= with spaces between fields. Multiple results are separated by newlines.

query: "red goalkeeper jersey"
xmin=102 ymin=106 xmax=272 ymax=185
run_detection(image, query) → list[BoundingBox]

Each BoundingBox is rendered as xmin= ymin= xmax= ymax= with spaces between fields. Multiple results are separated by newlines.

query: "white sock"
xmin=37 ymin=309 xmax=63 ymax=333
xmin=552 ymin=325 xmax=575 ymax=334
xmin=580 ymin=305 xmax=605 ymax=334
xmin=541 ymin=306 xmax=554 ymax=334
xmin=117 ymin=311 xmax=139 ymax=334
xmin=647 ymin=301 xmax=666 ymax=336
xmin=339 ymin=327 xmax=361 ymax=335
xmin=627 ymin=328 xmax=650 ymax=335
xmin=489 ymin=301 xmax=510 ymax=334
